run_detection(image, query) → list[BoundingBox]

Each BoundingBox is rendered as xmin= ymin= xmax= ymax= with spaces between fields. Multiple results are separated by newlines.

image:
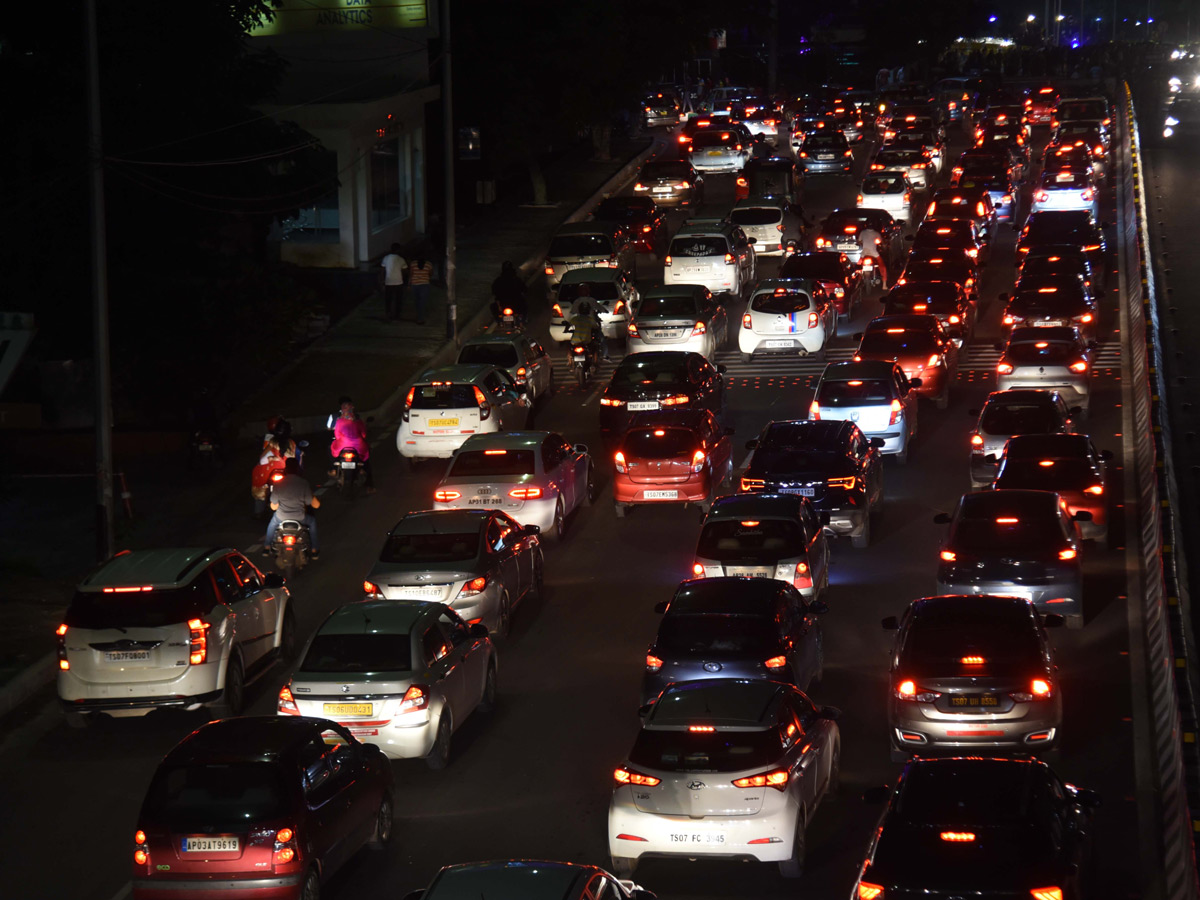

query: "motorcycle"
xmin=189 ymin=430 xmax=221 ymax=472
xmin=568 ymin=331 xmax=599 ymax=388
xmin=270 ymin=519 xmax=310 ymax=579
xmin=334 ymin=447 xmax=363 ymax=497
xmin=495 ymin=306 xmax=525 ymax=330
xmin=861 ymin=255 xmax=883 ymax=290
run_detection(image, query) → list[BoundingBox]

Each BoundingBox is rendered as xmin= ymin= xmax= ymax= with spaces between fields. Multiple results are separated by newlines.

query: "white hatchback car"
xmin=278 ymin=598 xmax=495 ymax=768
xmin=57 ymin=548 xmax=294 ymax=726
xmin=396 ymin=364 xmax=532 ymax=465
xmin=664 ymin=218 xmax=756 ymax=298
xmin=1030 ymin=169 xmax=1099 ymax=219
xmin=739 ymin=279 xmax=836 ymax=363
xmin=857 ymin=169 xmax=913 ymax=225
xmin=728 ymin=198 xmax=791 ymax=257
xmin=608 ymin=679 xmax=840 ymax=879
xmin=432 ymin=431 xmax=595 ymax=541
xmin=549 ymin=267 xmax=638 ymax=342
xmin=810 ymin=360 xmax=919 ymax=463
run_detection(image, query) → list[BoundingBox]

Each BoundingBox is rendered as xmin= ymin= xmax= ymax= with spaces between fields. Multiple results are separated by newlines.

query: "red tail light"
xmin=614 ymin=767 xmax=661 ymax=786
xmin=888 ymin=399 xmax=902 ymax=426
xmin=1058 ymin=548 xmax=1077 ymax=560
xmin=896 ymin=679 xmax=940 ymax=702
xmin=134 ymin=848 xmax=149 ymax=866
xmin=1031 ymin=888 xmax=1063 ymax=900
xmin=188 ymin=619 xmax=210 ymax=665
xmin=663 ymin=255 xmax=672 ymax=267
xmin=56 ymin=624 xmax=69 ymax=670
xmin=807 ymin=312 xmax=818 ymax=328
xmin=398 ymin=684 xmax=429 ymax=713
xmin=736 ymin=176 xmax=748 ymax=187
xmin=646 ymin=654 xmax=663 ymax=671
xmin=690 ymin=449 xmax=706 ymax=473
xmin=278 ymin=684 xmax=300 ymax=715
xmin=742 ymin=313 xmax=753 ymax=329
xmin=940 ymin=550 xmax=957 ymax=561
xmin=473 ymin=385 xmax=491 ymax=421
xmin=692 ymin=562 xmax=705 ymax=577
xmin=740 ymin=477 xmax=765 ymax=491
xmin=733 ymin=769 xmax=789 ymax=791
xmin=614 ymin=450 xmax=627 ymax=473
xmin=940 ymin=831 xmax=976 ymax=842
xmin=856 ymin=193 xmax=864 ymax=203
xmin=660 ymin=394 xmax=690 ymax=406
xmin=997 ymin=361 xmax=1013 ymax=374
xmin=457 ymin=576 xmax=488 ymax=598
xmin=1069 ymin=360 xmax=1088 ymax=373
xmin=764 ymin=655 xmax=788 ymax=669
xmin=1084 ymin=484 xmax=1104 ymax=495
xmin=809 ymin=400 xmax=820 ymax=420
xmin=724 ymin=253 xmax=735 ymax=265
xmin=948 ymin=314 xmax=961 ymax=324
xmin=404 ymin=387 xmax=415 ymax=409
xmin=970 ymin=434 xmax=983 ymax=447
xmin=508 ymin=486 xmax=542 ymax=499
xmin=544 ymin=262 xmax=554 ymax=276
xmin=858 ymin=884 xmax=884 ymax=900
xmin=691 ymin=321 xmax=707 ymax=336
xmin=434 ymin=489 xmax=461 ymax=502
xmin=363 ymin=580 xmax=381 ymax=595
xmin=793 ymin=560 xmax=812 ymax=590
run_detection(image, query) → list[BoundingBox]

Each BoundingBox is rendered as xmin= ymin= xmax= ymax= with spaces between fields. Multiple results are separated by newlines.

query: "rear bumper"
xmin=61 ymin=688 xmax=222 ymax=716
xmin=133 ymin=874 xmax=304 ymax=900
xmin=935 ymin=578 xmax=1082 ymax=615
xmin=891 ymin=724 xmax=1058 ymax=753
xmin=614 ymin=476 xmax=712 ymax=505
xmin=397 ymin=430 xmax=489 ymax=459
xmin=740 ymin=329 xmax=825 ymax=356
xmin=627 ymin=334 xmax=710 ymax=357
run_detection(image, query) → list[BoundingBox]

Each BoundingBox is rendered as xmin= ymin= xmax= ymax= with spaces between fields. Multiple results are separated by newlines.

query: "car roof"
xmin=78 ymin=547 xmax=230 ymax=591
xmin=415 ymin=363 xmax=497 ymax=384
xmin=165 ymin=716 xmax=333 ymax=765
xmin=647 ymin=679 xmax=788 ymax=730
xmin=910 ymin=594 xmax=1036 ymax=620
xmin=733 ymin=197 xmax=787 ymax=211
xmin=957 ymin=489 xmax=1061 ymax=516
xmin=760 ymin=418 xmax=854 ymax=446
xmin=392 ymin=510 xmax=492 ymax=534
xmin=458 ymin=431 xmax=551 ymax=452
xmin=639 ymin=283 xmax=708 ymax=299
xmin=669 ymin=576 xmax=786 ymax=616
xmin=559 ymin=266 xmax=623 ymax=286
xmin=1004 ymin=432 xmax=1091 ymax=457
xmin=424 ymin=860 xmax=598 ymax=900
xmin=986 ymin=389 xmax=1062 ymax=406
xmin=896 ymin=756 xmax=1050 ymax=814
xmin=316 ymin=599 xmax=434 ymax=636
xmin=626 ymin=409 xmax=709 ymax=430
xmin=613 ymin=350 xmax=695 ymax=369
xmin=675 ymin=218 xmax=735 ymax=237
xmin=821 ymin=359 xmax=899 ymax=379
xmin=707 ymin=492 xmax=807 ymax=520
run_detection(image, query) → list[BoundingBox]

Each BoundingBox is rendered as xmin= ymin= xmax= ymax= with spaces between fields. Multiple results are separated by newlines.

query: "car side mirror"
xmin=574 ymin=443 xmax=589 ymax=455
xmin=1075 ymin=787 xmax=1102 ymax=809
xmin=819 ymin=705 xmax=841 ymax=720
xmin=822 ymin=525 xmax=837 ymax=537
xmin=809 ymin=600 xmax=829 ymax=615
xmin=1100 ymin=449 xmax=1114 ymax=461
xmin=523 ymin=524 xmax=542 ymax=537
xmin=1042 ymin=613 xmax=1066 ymax=628
xmin=724 ymin=426 xmax=735 ymax=436
xmin=747 ymin=237 xmax=757 ymax=245
xmin=653 ymin=600 xmax=670 ymax=614
xmin=870 ymin=437 xmax=886 ymax=448
xmin=882 ymin=615 xmax=899 ymax=630
xmin=908 ymin=377 xmax=922 ymax=389
xmin=637 ymin=703 xmax=654 ymax=718
xmin=264 ymin=572 xmax=286 ymax=588
xmin=862 ymin=785 xmax=891 ymax=804
xmin=745 ymin=439 xmax=759 ymax=450
xmin=469 ymin=623 xmax=490 ymax=638
xmin=903 ymin=233 xmax=914 ymax=242
xmin=1072 ymin=510 xmax=1093 ymax=522
xmin=933 ymin=512 xmax=952 ymax=524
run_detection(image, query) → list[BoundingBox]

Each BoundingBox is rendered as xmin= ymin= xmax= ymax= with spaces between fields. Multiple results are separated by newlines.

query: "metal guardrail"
xmin=1120 ymin=79 xmax=1200 ymax=900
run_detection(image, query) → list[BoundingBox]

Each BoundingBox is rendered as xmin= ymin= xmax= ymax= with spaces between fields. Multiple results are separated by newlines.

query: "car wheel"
xmin=299 ymin=868 xmax=320 ymax=900
xmin=528 ymin=549 xmax=546 ymax=601
xmin=778 ymin=816 xmax=806 ymax=878
xmin=279 ymin=606 xmax=297 ymax=661
xmin=495 ymin=591 xmax=511 ymax=639
xmin=547 ymin=499 xmax=566 ymax=542
xmin=614 ymin=501 xmax=628 ymax=518
xmin=851 ymin=512 xmax=871 ymax=549
xmin=609 ymin=857 xmax=638 ymax=878
xmin=584 ymin=465 xmax=597 ymax=506
xmin=478 ymin=661 xmax=498 ymax=714
xmin=212 ymin=654 xmax=245 ymax=718
xmin=367 ymin=794 xmax=394 ymax=849
xmin=740 ymin=351 xmax=752 ymax=363
xmin=426 ymin=715 xmax=452 ymax=770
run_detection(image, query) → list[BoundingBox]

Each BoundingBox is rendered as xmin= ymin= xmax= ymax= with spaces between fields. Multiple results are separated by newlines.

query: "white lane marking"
xmin=739 ymin=452 xmax=754 ymax=469
xmin=581 ymin=385 xmax=604 ymax=407
xmin=247 ymin=543 xmax=263 ymax=553
xmin=106 ymin=883 xmax=131 ymax=900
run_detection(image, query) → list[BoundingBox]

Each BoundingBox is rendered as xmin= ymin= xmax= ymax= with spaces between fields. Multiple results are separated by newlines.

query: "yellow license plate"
xmin=323 ymin=702 xmax=373 ymax=716
xmin=427 ymin=418 xmax=459 ymax=427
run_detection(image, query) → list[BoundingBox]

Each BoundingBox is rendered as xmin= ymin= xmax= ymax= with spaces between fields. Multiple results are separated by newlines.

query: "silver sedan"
xmin=431 ymin=431 xmax=596 ymax=542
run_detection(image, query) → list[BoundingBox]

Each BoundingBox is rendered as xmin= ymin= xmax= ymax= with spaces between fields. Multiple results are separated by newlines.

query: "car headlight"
xmin=1166 ymin=116 xmax=1180 ymax=127
xmin=1164 ymin=127 xmax=1175 ymax=138
xmin=1169 ymin=76 xmax=1182 ymax=87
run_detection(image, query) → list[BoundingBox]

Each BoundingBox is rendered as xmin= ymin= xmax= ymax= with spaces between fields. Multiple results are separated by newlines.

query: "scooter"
xmin=861 ymin=255 xmax=883 ymax=290
xmin=270 ymin=519 xmax=310 ymax=580
xmin=334 ymin=447 xmax=363 ymax=497
xmin=567 ymin=330 xmax=599 ymax=388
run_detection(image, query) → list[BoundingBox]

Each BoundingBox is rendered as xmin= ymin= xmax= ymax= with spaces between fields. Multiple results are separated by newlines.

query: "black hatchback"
xmin=1016 ymin=210 xmax=1106 ymax=271
xmin=854 ymin=756 xmax=1099 ymax=900
xmin=741 ymin=419 xmax=884 ymax=549
xmin=599 ymin=351 xmax=725 ymax=440
xmin=641 ymin=577 xmax=826 ymax=706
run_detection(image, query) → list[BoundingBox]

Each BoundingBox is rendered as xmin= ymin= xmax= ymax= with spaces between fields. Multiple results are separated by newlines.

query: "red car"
xmin=853 ymin=314 xmax=959 ymax=408
xmin=133 ymin=717 xmax=393 ymax=900
xmin=613 ymin=409 xmax=734 ymax=517
xmin=591 ymin=196 xmax=667 ymax=256
xmin=1024 ymin=85 xmax=1059 ymax=125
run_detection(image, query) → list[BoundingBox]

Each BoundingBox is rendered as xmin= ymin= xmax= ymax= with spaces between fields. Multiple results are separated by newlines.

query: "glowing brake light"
xmin=996 ymin=517 xmax=1019 ymax=524
xmin=809 ymin=400 xmax=820 ymax=420
xmin=1084 ymin=484 xmax=1104 ymax=495
xmin=961 ymin=655 xmax=985 ymax=665
xmin=614 ymin=768 xmax=661 ymax=787
xmin=278 ymin=684 xmax=299 ymax=715
xmin=690 ymin=449 xmax=706 ymax=473
xmin=858 ymin=884 xmax=884 ymax=900
xmin=940 ymin=550 xmax=957 ymax=561
xmin=724 ymin=253 xmax=735 ymax=265
xmin=691 ymin=321 xmax=707 ymax=336
xmin=1031 ymin=888 xmax=1064 ymax=900
xmin=646 ymin=654 xmax=663 ymax=671
xmin=997 ymin=361 xmax=1013 ymax=374
xmin=888 ymin=398 xmax=902 ymax=426
xmin=508 ymin=486 xmax=542 ymax=499
xmin=1069 ymin=360 xmax=1089 ymax=373
xmin=742 ymin=313 xmax=752 ymax=329
xmin=970 ymin=434 xmax=984 ymax=447
xmin=433 ymin=489 xmax=461 ymax=502
xmin=188 ymin=618 xmax=210 ymax=665
xmin=732 ymin=770 xmax=789 ymax=791
xmin=689 ymin=725 xmax=715 ymax=732
xmin=940 ymin=832 xmax=976 ymax=842
xmin=614 ymin=450 xmax=627 ymax=473
xmin=1059 ymin=548 xmax=1077 ymax=560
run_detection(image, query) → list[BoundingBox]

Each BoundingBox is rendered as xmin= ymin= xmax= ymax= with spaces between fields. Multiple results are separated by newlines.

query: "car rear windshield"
xmin=951 ymin=514 xmax=1064 ymax=552
xmin=805 ymin=133 xmax=847 ymax=150
xmin=548 ymin=234 xmax=613 ymax=258
xmin=818 ymin=378 xmax=894 ymax=405
xmin=958 ymin=176 xmax=1007 ymax=193
xmin=657 ymin=613 xmax=776 ymax=656
xmin=903 ymin=260 xmax=970 ymax=282
xmin=895 ymin=764 xmax=1032 ymax=824
xmin=731 ymin=207 xmax=783 ymax=226
xmin=670 ymin=237 xmax=727 ymax=259
xmin=301 ymin=632 xmax=412 ymax=673
xmin=1006 ymin=340 xmax=1079 ymax=364
xmin=611 ymin=358 xmax=687 ymax=387
xmin=825 ymin=211 xmax=873 ymax=232
xmin=623 ymin=427 xmax=697 ymax=458
xmin=748 ymin=170 xmax=792 ymax=196
xmin=595 ymin=198 xmax=653 ymax=219
xmin=379 ymin=531 xmax=479 ymax=564
xmin=643 ymin=161 xmax=691 ymax=180
xmin=144 ymin=763 xmax=288 ymax=831
xmin=411 ymin=384 xmax=478 ymax=410
xmin=980 ymin=402 xmax=1059 ymax=434
xmin=900 ymin=609 xmax=1041 ymax=676
xmin=1058 ymin=100 xmax=1107 ymax=120
xmin=1042 ymin=171 xmax=1090 ymax=189
xmin=877 ymin=150 xmax=922 ymax=164
xmin=995 ymin=459 xmax=1095 ymax=492
xmin=65 ymin=582 xmax=218 ymax=630
xmin=863 ymin=174 xmax=907 ymax=193
xmin=752 ymin=290 xmax=810 ymax=314
xmin=698 ymin=519 xmax=802 ymax=562
xmin=629 ymin=726 xmax=780 ymax=773
xmin=559 ymin=281 xmax=619 ymax=303
xmin=457 ymin=344 xmax=519 ymax=369
xmin=692 ymin=131 xmax=738 ymax=148
xmin=781 ymin=254 xmax=843 ymax=279
xmin=639 ymin=294 xmax=700 ymax=317
xmin=448 ymin=449 xmax=536 ymax=477
xmin=859 ymin=331 xmax=937 ymax=356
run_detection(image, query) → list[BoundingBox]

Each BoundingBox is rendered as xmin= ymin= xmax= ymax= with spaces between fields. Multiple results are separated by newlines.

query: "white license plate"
xmin=652 ymin=186 xmax=671 ymax=193
xmin=182 ymin=836 xmax=239 ymax=853
xmin=399 ymin=586 xmax=444 ymax=597
xmin=765 ymin=339 xmax=795 ymax=347
xmin=467 ymin=498 xmax=495 ymax=505
xmin=628 ymin=401 xmax=660 ymax=411
xmin=1033 ymin=320 xmax=1066 ymax=327
xmin=669 ymin=833 xmax=725 ymax=844
xmin=817 ymin=154 xmax=835 ymax=160
xmin=105 ymin=650 xmax=150 ymax=662
xmin=643 ymin=490 xmax=679 ymax=500
xmin=650 ymin=330 xmax=677 ymax=338
xmin=685 ymin=267 xmax=707 ymax=275
xmin=836 ymin=243 xmax=857 ymax=251
xmin=781 ymin=487 xmax=816 ymax=497
xmin=339 ymin=461 xmax=357 ymax=469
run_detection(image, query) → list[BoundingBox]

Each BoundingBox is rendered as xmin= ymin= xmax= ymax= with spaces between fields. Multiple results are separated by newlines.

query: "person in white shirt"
xmin=857 ymin=226 xmax=886 ymax=287
xmin=381 ymin=243 xmax=407 ymax=320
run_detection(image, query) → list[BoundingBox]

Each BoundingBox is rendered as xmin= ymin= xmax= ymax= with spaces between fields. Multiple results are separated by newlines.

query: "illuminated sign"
xmin=250 ymin=0 xmax=428 ymax=35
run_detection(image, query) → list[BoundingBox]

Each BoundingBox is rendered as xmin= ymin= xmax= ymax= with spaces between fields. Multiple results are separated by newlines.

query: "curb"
xmin=0 ymin=652 xmax=54 ymax=720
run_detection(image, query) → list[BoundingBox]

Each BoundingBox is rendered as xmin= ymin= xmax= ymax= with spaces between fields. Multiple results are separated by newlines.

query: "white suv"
xmin=664 ymin=218 xmax=756 ymax=298
xmin=57 ymin=548 xmax=295 ymax=726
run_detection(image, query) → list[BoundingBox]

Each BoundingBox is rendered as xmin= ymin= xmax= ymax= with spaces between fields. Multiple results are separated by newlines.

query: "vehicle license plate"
xmin=670 ymin=832 xmax=725 ymax=844
xmin=323 ymin=703 xmax=373 ymax=716
xmin=644 ymin=490 xmax=679 ymax=500
xmin=653 ymin=186 xmax=671 ymax=193
xmin=197 ymin=443 xmax=213 ymax=451
xmin=400 ymin=586 xmax=444 ymax=597
xmin=728 ymin=567 xmax=774 ymax=578
xmin=707 ymin=150 xmax=724 ymax=157
xmin=1033 ymin=319 xmax=1065 ymax=327
xmin=339 ymin=461 xmax=357 ymax=469
xmin=765 ymin=339 xmax=794 ymax=348
xmin=951 ymin=695 xmax=999 ymax=707
xmin=836 ymin=242 xmax=857 ymax=251
xmin=427 ymin=418 xmax=459 ymax=427
xmin=650 ymin=330 xmax=675 ymax=339
xmin=628 ymin=401 xmax=660 ymax=411
xmin=781 ymin=487 xmax=816 ymax=497
xmin=818 ymin=153 xmax=835 ymax=160
xmin=685 ymin=267 xmax=707 ymax=275
xmin=468 ymin=498 xmax=495 ymax=505
xmin=105 ymin=650 xmax=150 ymax=662
xmin=182 ymin=836 xmax=239 ymax=853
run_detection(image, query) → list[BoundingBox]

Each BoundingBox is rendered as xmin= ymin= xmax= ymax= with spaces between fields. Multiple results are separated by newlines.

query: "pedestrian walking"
xmin=408 ymin=256 xmax=434 ymax=325
xmin=381 ymin=243 xmax=407 ymax=320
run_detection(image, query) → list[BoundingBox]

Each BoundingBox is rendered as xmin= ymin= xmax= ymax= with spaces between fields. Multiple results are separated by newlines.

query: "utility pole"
xmin=85 ymin=0 xmax=115 ymax=561
xmin=441 ymin=0 xmax=457 ymax=345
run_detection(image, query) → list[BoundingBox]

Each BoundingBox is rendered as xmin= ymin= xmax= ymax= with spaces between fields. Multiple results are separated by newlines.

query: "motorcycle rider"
xmin=857 ymin=224 xmax=886 ymax=287
xmin=329 ymin=398 xmax=376 ymax=494
xmin=568 ymin=285 xmax=609 ymax=360
xmin=263 ymin=457 xmax=320 ymax=560
xmin=490 ymin=260 xmax=528 ymax=324
xmin=251 ymin=435 xmax=291 ymax=517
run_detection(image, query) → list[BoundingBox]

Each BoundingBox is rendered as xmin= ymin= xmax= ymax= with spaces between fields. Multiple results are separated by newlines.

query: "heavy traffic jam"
xmin=54 ymin=72 xmax=1128 ymax=900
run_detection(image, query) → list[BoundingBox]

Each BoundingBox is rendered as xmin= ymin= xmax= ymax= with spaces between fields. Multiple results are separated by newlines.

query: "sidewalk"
xmin=0 ymin=133 xmax=659 ymax=716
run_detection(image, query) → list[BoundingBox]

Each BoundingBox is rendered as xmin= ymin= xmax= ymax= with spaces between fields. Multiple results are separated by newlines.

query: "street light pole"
xmin=441 ymin=0 xmax=457 ymax=344
xmin=85 ymin=0 xmax=115 ymax=561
